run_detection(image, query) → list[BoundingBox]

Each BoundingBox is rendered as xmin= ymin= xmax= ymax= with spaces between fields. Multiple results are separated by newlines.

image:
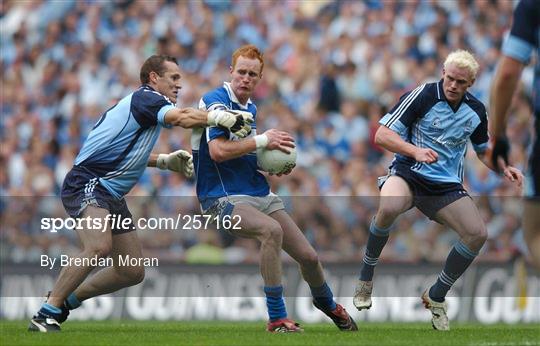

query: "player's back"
xmin=75 ymin=85 xmax=174 ymax=198
xmin=192 ymin=83 xmax=269 ymax=209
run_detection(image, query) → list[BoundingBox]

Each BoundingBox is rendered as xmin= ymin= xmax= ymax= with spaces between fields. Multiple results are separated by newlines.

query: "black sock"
xmin=429 ymin=241 xmax=477 ymax=302
xmin=359 ymin=218 xmax=391 ymax=281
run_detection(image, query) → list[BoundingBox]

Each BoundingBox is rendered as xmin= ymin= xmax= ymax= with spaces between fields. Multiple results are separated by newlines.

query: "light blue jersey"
xmin=192 ymin=82 xmax=269 ymax=209
xmin=380 ymin=80 xmax=489 ymax=184
xmin=75 ymin=85 xmax=174 ymax=198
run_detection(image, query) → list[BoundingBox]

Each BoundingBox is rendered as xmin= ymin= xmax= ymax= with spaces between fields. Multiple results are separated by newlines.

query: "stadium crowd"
xmin=1 ymin=0 xmax=534 ymax=264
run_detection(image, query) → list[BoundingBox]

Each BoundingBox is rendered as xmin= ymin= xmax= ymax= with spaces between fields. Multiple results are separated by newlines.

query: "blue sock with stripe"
xmin=310 ymin=282 xmax=337 ymax=311
xmin=359 ymin=218 xmax=391 ymax=281
xmin=264 ymin=285 xmax=287 ymax=322
xmin=38 ymin=303 xmax=62 ymax=320
xmin=429 ymin=241 xmax=478 ymax=302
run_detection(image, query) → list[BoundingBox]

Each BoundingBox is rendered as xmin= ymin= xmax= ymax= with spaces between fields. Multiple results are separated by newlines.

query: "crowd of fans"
xmin=1 ymin=0 xmax=534 ymax=264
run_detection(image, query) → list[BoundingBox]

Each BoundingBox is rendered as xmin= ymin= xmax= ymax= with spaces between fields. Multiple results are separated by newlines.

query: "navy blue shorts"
xmin=381 ymin=163 xmax=470 ymax=220
xmin=61 ymin=166 xmax=135 ymax=235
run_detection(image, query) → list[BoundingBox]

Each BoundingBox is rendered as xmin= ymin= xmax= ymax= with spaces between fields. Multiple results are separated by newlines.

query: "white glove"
xmin=156 ymin=150 xmax=194 ymax=178
xmin=207 ymin=109 xmax=253 ymax=138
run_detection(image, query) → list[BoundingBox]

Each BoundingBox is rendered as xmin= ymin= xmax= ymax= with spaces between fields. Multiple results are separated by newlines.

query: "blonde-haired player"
xmin=353 ymin=50 xmax=523 ymax=331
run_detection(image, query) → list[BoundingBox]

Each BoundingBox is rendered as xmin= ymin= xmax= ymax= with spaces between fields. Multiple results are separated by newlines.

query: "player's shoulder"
xmin=464 ymin=92 xmax=487 ymax=120
xmin=511 ymin=0 xmax=539 ymax=33
xmin=421 ymin=81 xmax=440 ymax=98
xmin=398 ymin=81 xmax=436 ymax=101
xmin=517 ymin=0 xmax=540 ymax=13
xmin=247 ymin=102 xmax=257 ymax=115
xmin=202 ymin=85 xmax=230 ymax=105
xmin=133 ymin=85 xmax=174 ymax=105
xmin=395 ymin=82 xmax=439 ymax=115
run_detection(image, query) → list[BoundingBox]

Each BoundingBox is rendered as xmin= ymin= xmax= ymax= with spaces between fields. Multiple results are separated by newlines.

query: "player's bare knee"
xmin=84 ymin=242 xmax=112 ymax=259
xmin=467 ymin=225 xmax=487 ymax=249
xmin=298 ymin=250 xmax=319 ymax=269
xmin=377 ymin=205 xmax=401 ymax=224
xmin=259 ymin=221 xmax=283 ymax=245
xmin=475 ymin=227 xmax=488 ymax=246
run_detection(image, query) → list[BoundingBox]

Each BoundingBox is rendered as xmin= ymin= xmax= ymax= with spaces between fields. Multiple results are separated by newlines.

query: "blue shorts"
xmin=200 ymin=194 xmax=284 ymax=232
xmin=61 ymin=166 xmax=135 ymax=235
xmin=382 ymin=163 xmax=470 ymax=220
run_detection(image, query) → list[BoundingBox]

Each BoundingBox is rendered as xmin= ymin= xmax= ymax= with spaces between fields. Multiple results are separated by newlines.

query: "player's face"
xmin=154 ymin=61 xmax=182 ymax=104
xmin=230 ymin=56 xmax=262 ymax=104
xmin=442 ymin=64 xmax=474 ymax=107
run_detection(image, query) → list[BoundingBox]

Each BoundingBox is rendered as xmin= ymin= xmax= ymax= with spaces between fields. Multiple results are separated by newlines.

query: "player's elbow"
xmin=209 ymin=146 xmax=226 ymax=163
xmin=374 ymin=126 xmax=388 ymax=146
xmin=494 ymin=57 xmax=523 ymax=87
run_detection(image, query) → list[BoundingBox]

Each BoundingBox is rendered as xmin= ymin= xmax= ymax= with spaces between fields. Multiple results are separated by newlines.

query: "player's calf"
xmin=116 ymin=262 xmax=145 ymax=286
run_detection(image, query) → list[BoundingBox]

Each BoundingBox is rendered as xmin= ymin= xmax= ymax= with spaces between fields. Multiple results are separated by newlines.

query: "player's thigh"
xmin=434 ymin=197 xmax=485 ymax=238
xmin=378 ymin=175 xmax=414 ymax=215
xmin=270 ymin=209 xmax=317 ymax=262
xmin=523 ymin=201 xmax=540 ymax=242
xmin=110 ymin=229 xmax=143 ymax=259
xmin=230 ymin=203 xmax=281 ymax=240
xmin=76 ymin=205 xmax=112 ymax=251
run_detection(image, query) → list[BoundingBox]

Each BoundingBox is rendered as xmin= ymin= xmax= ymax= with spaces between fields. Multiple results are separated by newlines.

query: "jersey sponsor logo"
xmin=430 ymin=119 xmax=472 ymax=148
xmin=432 ymin=136 xmax=468 ymax=148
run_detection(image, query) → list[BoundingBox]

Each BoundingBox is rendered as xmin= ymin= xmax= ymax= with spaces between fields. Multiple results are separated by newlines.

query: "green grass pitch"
xmin=1 ymin=321 xmax=538 ymax=346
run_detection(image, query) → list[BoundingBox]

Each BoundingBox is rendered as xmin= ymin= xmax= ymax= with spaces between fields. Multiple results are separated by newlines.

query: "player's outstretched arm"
xmin=164 ymin=107 xmax=210 ymax=128
xmin=148 ymin=150 xmax=194 ymax=178
xmin=488 ymin=56 xmax=525 ymax=171
xmin=208 ymin=129 xmax=294 ymax=163
xmin=375 ymin=125 xmax=438 ymax=164
xmin=164 ymin=108 xmax=253 ymax=138
xmin=489 ymin=56 xmax=525 ymax=138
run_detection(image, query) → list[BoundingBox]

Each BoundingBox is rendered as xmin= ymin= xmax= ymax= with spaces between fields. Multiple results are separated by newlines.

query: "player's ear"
xmin=230 ymin=66 xmax=233 ymax=74
xmin=149 ymin=71 xmax=159 ymax=84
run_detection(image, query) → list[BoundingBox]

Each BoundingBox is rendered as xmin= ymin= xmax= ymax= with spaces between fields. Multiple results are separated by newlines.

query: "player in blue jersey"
xmin=489 ymin=0 xmax=540 ymax=270
xmin=193 ymin=45 xmax=357 ymax=332
xmin=352 ymin=50 xmax=523 ymax=331
xmin=28 ymin=55 xmax=253 ymax=332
